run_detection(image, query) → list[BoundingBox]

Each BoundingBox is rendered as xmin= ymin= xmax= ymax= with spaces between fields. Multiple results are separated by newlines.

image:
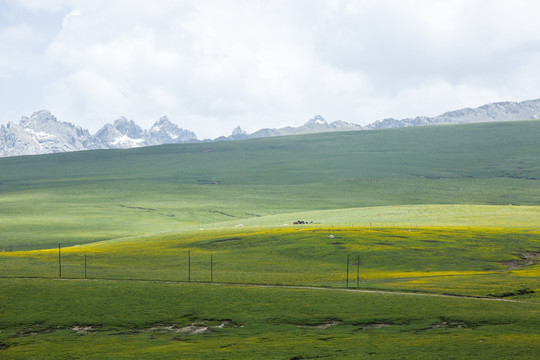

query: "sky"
xmin=1 ymin=0 xmax=540 ymax=139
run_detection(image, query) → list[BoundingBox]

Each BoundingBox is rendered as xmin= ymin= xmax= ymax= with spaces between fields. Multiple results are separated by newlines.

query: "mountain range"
xmin=1 ymin=98 xmax=539 ymax=157
xmin=0 ymin=111 xmax=197 ymax=157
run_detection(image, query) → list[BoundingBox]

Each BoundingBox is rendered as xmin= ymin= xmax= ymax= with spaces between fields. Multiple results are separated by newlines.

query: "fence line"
xmin=2 ymin=248 xmax=363 ymax=289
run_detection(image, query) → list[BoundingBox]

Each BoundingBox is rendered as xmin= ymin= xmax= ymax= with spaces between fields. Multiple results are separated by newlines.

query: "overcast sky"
xmin=1 ymin=0 xmax=540 ymax=138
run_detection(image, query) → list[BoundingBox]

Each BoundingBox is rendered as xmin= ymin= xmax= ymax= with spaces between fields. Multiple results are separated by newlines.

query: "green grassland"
xmin=2 ymin=225 xmax=539 ymax=299
xmin=1 ymin=120 xmax=539 ymax=250
xmin=1 ymin=121 xmax=540 ymax=358
xmin=1 ymin=278 xmax=538 ymax=359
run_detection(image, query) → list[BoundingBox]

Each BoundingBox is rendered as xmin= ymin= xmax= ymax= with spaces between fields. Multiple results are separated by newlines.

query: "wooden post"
xmin=346 ymin=254 xmax=349 ymax=288
xmin=188 ymin=250 xmax=191 ymax=282
xmin=356 ymin=254 xmax=360 ymax=288
xmin=211 ymin=254 xmax=213 ymax=283
xmin=84 ymin=254 xmax=87 ymax=279
xmin=58 ymin=243 xmax=62 ymax=278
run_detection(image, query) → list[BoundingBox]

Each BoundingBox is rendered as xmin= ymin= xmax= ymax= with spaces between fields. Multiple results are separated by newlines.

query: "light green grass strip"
xmin=191 ymin=204 xmax=540 ymax=232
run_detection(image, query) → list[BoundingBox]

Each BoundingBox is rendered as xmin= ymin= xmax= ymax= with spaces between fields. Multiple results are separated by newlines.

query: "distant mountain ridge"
xmin=215 ymin=115 xmax=363 ymax=142
xmin=0 ymin=112 xmax=197 ymax=157
xmin=93 ymin=116 xmax=197 ymax=149
xmin=365 ymin=99 xmax=540 ymax=129
xmin=0 ymin=110 xmax=99 ymax=157
xmin=1 ymin=98 xmax=539 ymax=157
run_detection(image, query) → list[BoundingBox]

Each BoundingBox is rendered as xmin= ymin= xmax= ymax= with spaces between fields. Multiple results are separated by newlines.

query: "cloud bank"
xmin=1 ymin=0 xmax=540 ymax=138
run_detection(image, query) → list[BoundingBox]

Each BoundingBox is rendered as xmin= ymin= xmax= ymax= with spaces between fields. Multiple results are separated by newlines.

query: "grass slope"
xmin=2 ymin=226 xmax=539 ymax=299
xmin=1 ymin=278 xmax=539 ymax=360
xmin=1 ymin=121 xmax=540 ymax=358
xmin=0 ymin=120 xmax=539 ymax=249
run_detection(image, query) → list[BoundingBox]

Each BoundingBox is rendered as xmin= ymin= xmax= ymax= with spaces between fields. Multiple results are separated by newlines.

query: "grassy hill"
xmin=1 ymin=120 xmax=540 ymax=188
xmin=1 ymin=121 xmax=539 ymax=359
xmin=0 ymin=120 xmax=539 ymax=250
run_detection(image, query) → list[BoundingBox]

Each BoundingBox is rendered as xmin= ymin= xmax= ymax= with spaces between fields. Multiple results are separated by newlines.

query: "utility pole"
xmin=356 ymin=254 xmax=360 ymax=288
xmin=58 ymin=243 xmax=62 ymax=278
xmin=346 ymin=254 xmax=349 ymax=287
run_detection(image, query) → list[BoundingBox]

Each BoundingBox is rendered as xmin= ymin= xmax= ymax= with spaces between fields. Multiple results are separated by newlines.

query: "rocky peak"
xmin=330 ymin=120 xmax=363 ymax=129
xmin=149 ymin=116 xmax=175 ymax=134
xmin=19 ymin=110 xmax=60 ymax=129
xmin=0 ymin=109 xmax=97 ymax=156
xmin=232 ymin=126 xmax=246 ymax=136
xmin=154 ymin=115 xmax=172 ymax=125
xmin=304 ymin=115 xmax=328 ymax=128
xmin=112 ymin=117 xmax=144 ymax=138
xmin=146 ymin=116 xmax=197 ymax=145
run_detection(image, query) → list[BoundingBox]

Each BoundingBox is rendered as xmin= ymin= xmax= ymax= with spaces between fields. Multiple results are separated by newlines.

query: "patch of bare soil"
xmin=430 ymin=317 xmax=487 ymax=330
xmin=406 ymin=318 xmax=486 ymax=333
xmin=298 ymin=321 xmax=339 ymax=330
xmin=431 ymin=320 xmax=467 ymax=329
xmin=501 ymin=252 xmax=540 ymax=269
xmin=17 ymin=327 xmax=57 ymax=336
xmin=177 ymin=325 xmax=213 ymax=335
xmin=15 ymin=320 xmax=239 ymax=338
xmin=72 ymin=326 xmax=96 ymax=334
xmin=15 ymin=325 xmax=98 ymax=337
xmin=359 ymin=323 xmax=389 ymax=330
xmin=146 ymin=320 xmax=237 ymax=335
xmin=215 ymin=319 xmax=235 ymax=328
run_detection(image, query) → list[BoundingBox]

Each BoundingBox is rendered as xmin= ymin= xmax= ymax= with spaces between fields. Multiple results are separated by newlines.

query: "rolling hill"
xmin=1 ymin=120 xmax=539 ymax=359
xmin=0 ymin=120 xmax=539 ymax=250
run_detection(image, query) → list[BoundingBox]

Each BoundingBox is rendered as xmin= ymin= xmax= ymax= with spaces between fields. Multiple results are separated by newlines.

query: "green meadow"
xmin=1 ymin=121 xmax=539 ymax=358
xmin=1 ymin=278 xmax=538 ymax=359
xmin=1 ymin=120 xmax=539 ymax=250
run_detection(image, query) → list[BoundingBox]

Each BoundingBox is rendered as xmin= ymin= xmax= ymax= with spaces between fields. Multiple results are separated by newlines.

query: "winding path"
xmin=3 ymin=275 xmax=538 ymax=304
xmin=18 ymin=276 xmax=534 ymax=304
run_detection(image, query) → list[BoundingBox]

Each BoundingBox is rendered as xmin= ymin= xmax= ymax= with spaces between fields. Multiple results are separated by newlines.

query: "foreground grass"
xmin=1 ymin=121 xmax=539 ymax=358
xmin=0 ymin=278 xmax=539 ymax=359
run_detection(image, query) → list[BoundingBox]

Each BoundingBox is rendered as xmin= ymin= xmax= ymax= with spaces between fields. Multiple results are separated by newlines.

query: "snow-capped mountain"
xmin=0 ymin=110 xmax=97 ymax=157
xmin=0 ymin=111 xmax=198 ymax=157
xmin=224 ymin=115 xmax=362 ymax=141
xmin=93 ymin=116 xmax=197 ymax=149
xmin=217 ymin=99 xmax=539 ymax=141
xmin=95 ymin=117 xmax=146 ymax=149
xmin=146 ymin=116 xmax=197 ymax=145
xmin=255 ymin=115 xmax=362 ymax=136
xmin=365 ymin=99 xmax=540 ymax=129
xmin=1 ymin=98 xmax=539 ymax=157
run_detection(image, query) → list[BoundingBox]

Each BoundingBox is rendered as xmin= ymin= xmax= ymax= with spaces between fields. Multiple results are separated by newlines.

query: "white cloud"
xmin=1 ymin=0 xmax=540 ymax=138
xmin=6 ymin=0 xmax=72 ymax=12
xmin=0 ymin=23 xmax=34 ymax=76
